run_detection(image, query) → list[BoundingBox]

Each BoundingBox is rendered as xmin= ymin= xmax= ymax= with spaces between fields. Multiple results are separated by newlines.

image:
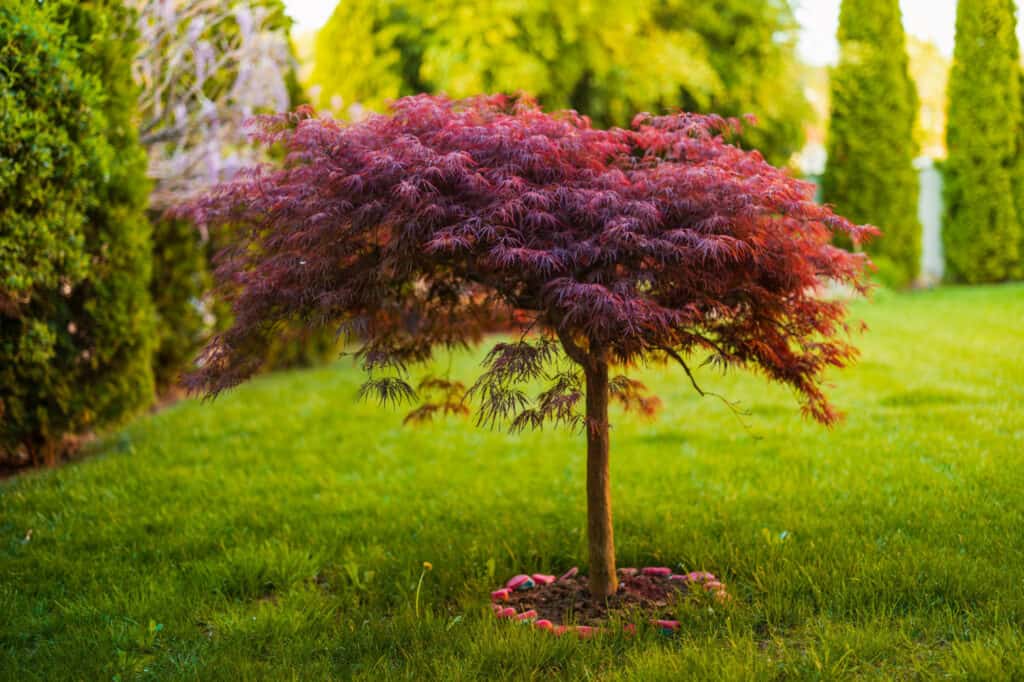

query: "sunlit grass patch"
xmin=2 ymin=284 xmax=1023 ymax=680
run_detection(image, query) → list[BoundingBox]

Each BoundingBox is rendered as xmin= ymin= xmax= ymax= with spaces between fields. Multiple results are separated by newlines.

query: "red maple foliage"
xmin=182 ymin=94 xmax=876 ymax=596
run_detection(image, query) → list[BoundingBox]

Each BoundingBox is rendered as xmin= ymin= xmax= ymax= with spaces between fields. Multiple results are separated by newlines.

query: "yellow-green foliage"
xmin=822 ymin=0 xmax=921 ymax=288
xmin=310 ymin=0 xmax=809 ymax=164
xmin=1 ymin=0 xmax=154 ymax=460
xmin=944 ymin=0 xmax=1022 ymax=283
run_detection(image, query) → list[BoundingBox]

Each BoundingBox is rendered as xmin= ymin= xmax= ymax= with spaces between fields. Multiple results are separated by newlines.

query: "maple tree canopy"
xmin=184 ymin=94 xmax=876 ymax=427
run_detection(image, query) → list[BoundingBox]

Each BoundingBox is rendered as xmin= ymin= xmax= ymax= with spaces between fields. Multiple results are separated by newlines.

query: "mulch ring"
xmin=490 ymin=566 xmax=728 ymax=637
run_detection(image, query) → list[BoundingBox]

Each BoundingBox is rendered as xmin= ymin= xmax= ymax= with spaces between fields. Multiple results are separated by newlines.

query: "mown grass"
xmin=2 ymin=285 xmax=1023 ymax=680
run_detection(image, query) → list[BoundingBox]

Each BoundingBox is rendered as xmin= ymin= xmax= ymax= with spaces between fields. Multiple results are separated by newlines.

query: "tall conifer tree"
xmin=1 ymin=0 xmax=155 ymax=463
xmin=822 ymin=0 xmax=921 ymax=287
xmin=945 ymin=0 xmax=1021 ymax=282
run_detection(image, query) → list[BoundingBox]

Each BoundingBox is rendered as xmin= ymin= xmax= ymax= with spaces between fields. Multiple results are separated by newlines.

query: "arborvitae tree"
xmin=0 ymin=1 xmax=97 ymax=297
xmin=60 ymin=0 xmax=156 ymax=424
xmin=944 ymin=0 xmax=1022 ymax=283
xmin=149 ymin=216 xmax=213 ymax=389
xmin=1013 ymin=20 xmax=1024 ymax=280
xmin=0 ymin=0 xmax=155 ymax=465
xmin=822 ymin=0 xmax=921 ymax=287
xmin=180 ymin=95 xmax=875 ymax=597
xmin=1017 ymin=73 xmax=1024 ymax=279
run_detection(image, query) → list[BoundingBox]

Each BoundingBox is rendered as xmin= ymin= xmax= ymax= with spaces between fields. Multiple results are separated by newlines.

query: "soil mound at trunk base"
xmin=491 ymin=569 xmax=726 ymax=628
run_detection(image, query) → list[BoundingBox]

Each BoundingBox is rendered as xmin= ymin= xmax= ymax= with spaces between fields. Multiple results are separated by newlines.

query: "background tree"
xmin=309 ymin=0 xmax=809 ymax=165
xmin=130 ymin=0 xmax=297 ymax=209
xmin=1 ymin=0 xmax=154 ymax=464
xmin=907 ymin=37 xmax=951 ymax=160
xmin=181 ymin=95 xmax=875 ymax=597
xmin=128 ymin=0 xmax=325 ymax=389
xmin=822 ymin=0 xmax=921 ymax=287
xmin=944 ymin=0 xmax=1022 ymax=283
xmin=1014 ymin=20 xmax=1024 ymax=281
xmin=672 ymin=1 xmax=809 ymax=170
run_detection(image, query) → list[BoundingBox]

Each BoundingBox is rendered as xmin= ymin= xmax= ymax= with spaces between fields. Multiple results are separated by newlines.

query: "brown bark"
xmin=43 ymin=441 xmax=58 ymax=468
xmin=584 ymin=357 xmax=618 ymax=598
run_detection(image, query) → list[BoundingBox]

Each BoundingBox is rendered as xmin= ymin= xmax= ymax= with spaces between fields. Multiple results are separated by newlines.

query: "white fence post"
xmin=916 ymin=157 xmax=944 ymax=285
xmin=804 ymin=157 xmax=945 ymax=286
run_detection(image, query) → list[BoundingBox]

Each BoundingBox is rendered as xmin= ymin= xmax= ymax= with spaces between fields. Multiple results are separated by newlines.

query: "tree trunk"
xmin=584 ymin=358 xmax=618 ymax=598
xmin=43 ymin=440 xmax=58 ymax=468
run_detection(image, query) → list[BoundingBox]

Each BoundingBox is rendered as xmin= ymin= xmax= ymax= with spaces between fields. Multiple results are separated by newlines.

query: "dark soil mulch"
xmin=503 ymin=572 xmax=695 ymax=626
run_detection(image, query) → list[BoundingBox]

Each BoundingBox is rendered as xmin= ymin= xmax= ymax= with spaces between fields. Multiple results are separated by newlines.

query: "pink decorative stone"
xmin=489 ymin=564 xmax=720 ymax=638
xmin=558 ymin=567 xmax=578 ymax=581
xmin=506 ymin=574 xmax=533 ymax=590
xmin=642 ymin=567 xmax=672 ymax=576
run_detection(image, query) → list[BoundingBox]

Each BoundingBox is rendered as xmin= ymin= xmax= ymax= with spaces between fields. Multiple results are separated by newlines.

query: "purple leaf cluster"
xmin=183 ymin=94 xmax=877 ymax=426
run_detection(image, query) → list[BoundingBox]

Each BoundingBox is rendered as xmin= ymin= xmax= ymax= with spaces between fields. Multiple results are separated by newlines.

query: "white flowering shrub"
xmin=131 ymin=0 xmax=295 ymax=208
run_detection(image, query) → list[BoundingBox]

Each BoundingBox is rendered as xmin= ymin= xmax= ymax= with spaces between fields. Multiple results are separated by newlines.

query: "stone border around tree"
xmin=489 ymin=566 xmax=728 ymax=638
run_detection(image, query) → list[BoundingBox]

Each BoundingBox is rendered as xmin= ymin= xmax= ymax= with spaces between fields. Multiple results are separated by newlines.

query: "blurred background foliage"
xmin=128 ymin=0 xmax=335 ymax=393
xmin=308 ymin=0 xmax=811 ymax=166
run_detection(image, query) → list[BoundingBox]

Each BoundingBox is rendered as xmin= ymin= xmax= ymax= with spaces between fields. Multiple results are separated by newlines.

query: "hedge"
xmin=822 ymin=0 xmax=921 ymax=287
xmin=0 ymin=0 xmax=155 ymax=464
xmin=944 ymin=0 xmax=1022 ymax=283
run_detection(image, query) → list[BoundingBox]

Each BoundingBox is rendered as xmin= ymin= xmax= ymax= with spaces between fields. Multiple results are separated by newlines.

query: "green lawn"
xmin=2 ymin=285 xmax=1023 ymax=680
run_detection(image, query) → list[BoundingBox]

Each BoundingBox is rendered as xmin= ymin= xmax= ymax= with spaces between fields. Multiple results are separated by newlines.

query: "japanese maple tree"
xmin=183 ymin=95 xmax=876 ymax=598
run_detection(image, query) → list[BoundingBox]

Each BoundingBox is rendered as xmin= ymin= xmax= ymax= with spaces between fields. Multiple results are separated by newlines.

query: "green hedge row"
xmin=1 ymin=0 xmax=154 ymax=463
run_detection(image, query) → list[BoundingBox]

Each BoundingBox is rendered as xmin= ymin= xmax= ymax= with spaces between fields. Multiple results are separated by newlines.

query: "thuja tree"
xmin=1 ymin=0 xmax=155 ymax=464
xmin=184 ymin=96 xmax=874 ymax=597
xmin=1 ymin=0 xmax=102 ymax=457
xmin=822 ymin=0 xmax=921 ymax=287
xmin=945 ymin=0 xmax=1022 ymax=283
xmin=58 ymin=0 xmax=157 ymax=417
